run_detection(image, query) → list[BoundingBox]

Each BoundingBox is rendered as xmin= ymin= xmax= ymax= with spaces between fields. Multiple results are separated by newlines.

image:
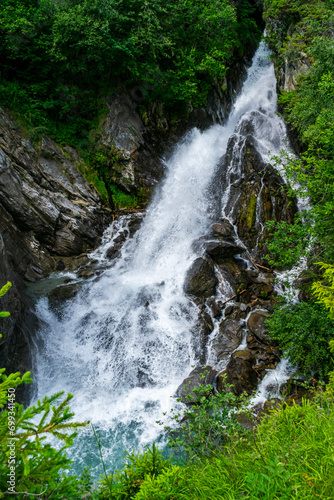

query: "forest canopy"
xmin=0 ymin=0 xmax=261 ymax=146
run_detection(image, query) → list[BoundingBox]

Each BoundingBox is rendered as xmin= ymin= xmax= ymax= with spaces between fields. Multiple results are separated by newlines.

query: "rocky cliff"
xmin=0 ymin=107 xmax=110 ymax=386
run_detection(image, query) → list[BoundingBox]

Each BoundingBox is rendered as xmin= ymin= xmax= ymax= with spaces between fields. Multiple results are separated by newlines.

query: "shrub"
xmin=266 ymin=300 xmax=334 ymax=379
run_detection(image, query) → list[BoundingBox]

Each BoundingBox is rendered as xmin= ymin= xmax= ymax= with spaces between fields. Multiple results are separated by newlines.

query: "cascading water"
xmin=34 ymin=40 xmax=293 ymax=475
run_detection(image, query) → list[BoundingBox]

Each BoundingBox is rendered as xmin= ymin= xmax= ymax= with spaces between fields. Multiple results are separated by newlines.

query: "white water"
xmin=34 ymin=41 xmax=292 ymax=475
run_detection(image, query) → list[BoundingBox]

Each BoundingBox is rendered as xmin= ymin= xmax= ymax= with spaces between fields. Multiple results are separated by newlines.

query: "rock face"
xmin=0 ymin=107 xmax=110 ymax=381
xmin=221 ymin=133 xmax=297 ymax=259
xmin=0 ymin=109 xmax=109 ymax=274
xmin=204 ymin=240 xmax=245 ymax=262
xmin=184 ymin=258 xmax=218 ymax=299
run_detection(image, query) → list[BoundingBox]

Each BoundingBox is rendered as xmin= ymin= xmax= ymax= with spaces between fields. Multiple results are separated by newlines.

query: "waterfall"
xmin=34 ymin=41 xmax=290 ymax=475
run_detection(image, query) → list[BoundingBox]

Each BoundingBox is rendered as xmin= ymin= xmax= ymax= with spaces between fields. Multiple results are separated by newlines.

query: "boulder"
xmin=247 ymin=311 xmax=271 ymax=343
xmin=225 ymin=350 xmax=259 ymax=395
xmin=184 ymin=258 xmax=218 ymax=298
xmin=176 ymin=366 xmax=217 ymax=404
xmin=220 ymin=133 xmax=298 ymax=259
xmin=211 ymin=219 xmax=235 ymax=238
xmin=204 ymin=240 xmax=245 ymax=262
xmin=212 ymin=319 xmax=244 ymax=360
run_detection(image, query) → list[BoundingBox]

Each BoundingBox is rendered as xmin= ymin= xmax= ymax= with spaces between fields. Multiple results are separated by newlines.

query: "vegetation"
xmin=0 ymin=0 xmax=261 ymax=209
xmin=264 ymin=0 xmax=334 ymax=265
xmin=263 ymin=0 xmax=334 ymax=385
xmin=266 ymin=300 xmax=334 ymax=379
xmin=0 ymin=282 xmax=93 ymax=499
xmin=130 ymin=383 xmax=334 ymax=499
xmin=0 ymin=0 xmax=261 ymax=147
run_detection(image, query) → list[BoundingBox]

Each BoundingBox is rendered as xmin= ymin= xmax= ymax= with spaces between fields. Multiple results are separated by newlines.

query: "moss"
xmin=247 ymin=194 xmax=257 ymax=229
xmin=109 ymin=184 xmax=138 ymax=209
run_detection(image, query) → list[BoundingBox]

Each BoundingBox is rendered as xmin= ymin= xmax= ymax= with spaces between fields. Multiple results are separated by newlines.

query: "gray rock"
xmin=247 ymin=311 xmax=271 ymax=343
xmin=184 ymin=258 xmax=218 ymax=299
xmin=211 ymin=219 xmax=235 ymax=237
xmin=213 ymin=319 xmax=244 ymax=360
xmin=204 ymin=240 xmax=245 ymax=262
xmin=225 ymin=350 xmax=259 ymax=396
xmin=176 ymin=366 xmax=217 ymax=404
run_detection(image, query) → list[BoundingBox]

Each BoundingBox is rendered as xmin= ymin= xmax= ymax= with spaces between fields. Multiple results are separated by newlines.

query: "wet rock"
xmin=56 ymin=259 xmax=65 ymax=271
xmin=176 ymin=366 xmax=217 ymax=404
xmin=247 ymin=311 xmax=271 ymax=343
xmin=224 ymin=305 xmax=234 ymax=316
xmin=211 ymin=219 xmax=235 ymax=238
xmin=229 ymin=303 xmax=250 ymax=321
xmin=206 ymin=298 xmax=222 ymax=319
xmin=77 ymin=269 xmax=95 ymax=279
xmin=212 ymin=319 xmax=244 ymax=360
xmin=47 ymin=283 xmax=79 ymax=305
xmin=204 ymin=240 xmax=245 ymax=262
xmin=128 ymin=215 xmax=143 ymax=237
xmin=106 ymin=243 xmax=122 ymax=259
xmin=225 ymin=350 xmax=259 ymax=396
xmin=218 ymin=259 xmax=252 ymax=296
xmin=220 ymin=133 xmax=298 ymax=259
xmin=184 ymin=258 xmax=218 ymax=299
xmin=198 ymin=311 xmax=214 ymax=337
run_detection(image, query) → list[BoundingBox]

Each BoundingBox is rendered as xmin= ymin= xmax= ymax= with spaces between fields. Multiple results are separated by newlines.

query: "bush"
xmin=266 ymin=300 xmax=334 ymax=379
xmin=161 ymin=375 xmax=246 ymax=460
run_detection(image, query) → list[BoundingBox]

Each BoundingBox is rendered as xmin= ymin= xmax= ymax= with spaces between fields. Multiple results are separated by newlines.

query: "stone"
xmin=206 ymin=298 xmax=222 ymax=318
xmin=184 ymin=258 xmax=218 ymax=298
xmin=211 ymin=219 xmax=235 ymax=237
xmin=225 ymin=350 xmax=259 ymax=396
xmin=176 ymin=366 xmax=217 ymax=404
xmin=204 ymin=240 xmax=246 ymax=262
xmin=247 ymin=311 xmax=271 ymax=343
xmin=212 ymin=319 xmax=244 ymax=360
xmin=106 ymin=243 xmax=122 ymax=259
xmin=47 ymin=283 xmax=79 ymax=305
xmin=56 ymin=259 xmax=65 ymax=271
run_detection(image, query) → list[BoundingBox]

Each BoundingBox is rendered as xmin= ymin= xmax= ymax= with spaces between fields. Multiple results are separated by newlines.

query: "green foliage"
xmin=119 ymin=385 xmax=334 ymax=499
xmin=0 ymin=370 xmax=92 ymax=498
xmin=312 ymin=262 xmax=334 ymax=319
xmin=266 ymin=300 xmax=334 ymax=379
xmin=99 ymin=443 xmax=172 ymax=499
xmin=0 ymin=281 xmax=11 ymax=318
xmin=264 ymin=1 xmax=334 ymax=266
xmin=161 ymin=376 xmax=245 ymax=460
xmin=266 ymin=217 xmax=310 ymax=268
xmin=0 ymin=0 xmax=261 ymax=147
xmin=0 ymin=287 xmax=93 ymax=498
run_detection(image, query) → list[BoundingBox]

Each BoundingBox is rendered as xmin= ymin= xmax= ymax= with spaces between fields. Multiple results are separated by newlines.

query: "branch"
xmin=222 ymin=289 xmax=247 ymax=305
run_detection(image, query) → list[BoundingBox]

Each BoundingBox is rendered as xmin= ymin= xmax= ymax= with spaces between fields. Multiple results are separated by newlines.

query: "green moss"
xmin=247 ymin=194 xmax=257 ymax=229
xmin=110 ymin=184 xmax=138 ymax=209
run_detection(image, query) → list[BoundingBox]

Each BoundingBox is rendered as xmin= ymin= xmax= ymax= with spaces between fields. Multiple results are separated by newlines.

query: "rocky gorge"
xmin=0 ymin=26 xmax=309 ymax=463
